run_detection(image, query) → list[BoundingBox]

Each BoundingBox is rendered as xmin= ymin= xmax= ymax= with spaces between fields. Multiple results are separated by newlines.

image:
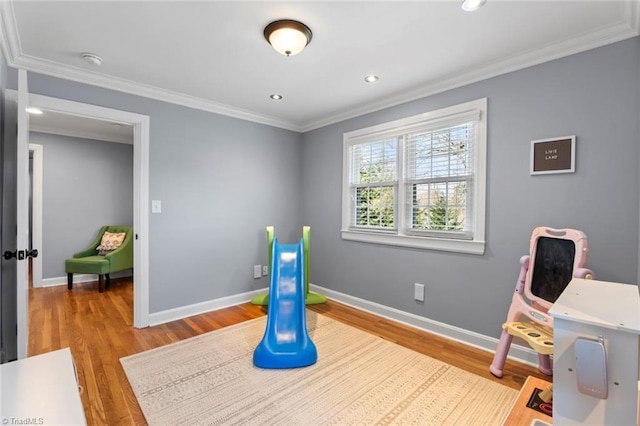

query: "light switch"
xmin=151 ymin=200 xmax=162 ymax=213
xmin=414 ymin=283 xmax=425 ymax=302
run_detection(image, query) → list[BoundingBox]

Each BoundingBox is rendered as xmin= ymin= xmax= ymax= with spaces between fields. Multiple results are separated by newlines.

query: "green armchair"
xmin=65 ymin=225 xmax=133 ymax=293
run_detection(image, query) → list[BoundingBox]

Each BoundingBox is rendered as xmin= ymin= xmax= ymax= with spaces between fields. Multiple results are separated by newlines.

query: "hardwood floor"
xmin=29 ymin=279 xmax=547 ymax=425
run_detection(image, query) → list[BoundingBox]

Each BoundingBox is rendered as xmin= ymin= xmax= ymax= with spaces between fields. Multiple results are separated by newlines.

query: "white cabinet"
xmin=0 ymin=348 xmax=86 ymax=425
xmin=549 ymin=278 xmax=640 ymax=425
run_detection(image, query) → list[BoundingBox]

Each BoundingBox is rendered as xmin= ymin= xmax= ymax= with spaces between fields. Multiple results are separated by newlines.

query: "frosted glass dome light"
xmin=264 ymin=20 xmax=312 ymax=57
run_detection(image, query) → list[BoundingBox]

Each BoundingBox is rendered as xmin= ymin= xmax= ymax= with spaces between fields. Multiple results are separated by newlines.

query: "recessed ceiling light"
xmin=25 ymin=107 xmax=43 ymax=115
xmin=81 ymin=52 xmax=103 ymax=66
xmin=270 ymin=94 xmax=283 ymax=100
xmin=364 ymin=75 xmax=379 ymax=83
xmin=461 ymin=0 xmax=486 ymax=12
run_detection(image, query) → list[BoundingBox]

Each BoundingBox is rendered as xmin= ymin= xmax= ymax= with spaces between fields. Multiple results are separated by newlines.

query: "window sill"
xmin=341 ymin=229 xmax=485 ymax=255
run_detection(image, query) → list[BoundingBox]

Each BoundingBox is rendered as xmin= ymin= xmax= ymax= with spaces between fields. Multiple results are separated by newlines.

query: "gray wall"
xmin=29 ymin=132 xmax=134 ymax=279
xmin=11 ymin=72 xmax=303 ymax=313
xmin=301 ymin=37 xmax=640 ymax=338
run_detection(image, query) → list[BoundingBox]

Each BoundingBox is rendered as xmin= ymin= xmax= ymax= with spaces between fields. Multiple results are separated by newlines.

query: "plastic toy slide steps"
xmin=253 ymin=237 xmax=317 ymax=369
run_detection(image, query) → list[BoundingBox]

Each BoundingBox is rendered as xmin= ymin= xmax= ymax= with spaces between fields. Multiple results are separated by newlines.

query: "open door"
xmin=1 ymin=69 xmax=32 ymax=361
xmin=15 ymin=69 xmax=38 ymax=359
xmin=7 ymin=69 xmax=35 ymax=359
xmin=15 ymin=69 xmax=35 ymax=359
xmin=0 ymin=75 xmax=18 ymax=362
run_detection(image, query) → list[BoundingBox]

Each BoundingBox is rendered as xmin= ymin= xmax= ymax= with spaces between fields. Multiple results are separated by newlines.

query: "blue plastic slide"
xmin=253 ymin=237 xmax=318 ymax=369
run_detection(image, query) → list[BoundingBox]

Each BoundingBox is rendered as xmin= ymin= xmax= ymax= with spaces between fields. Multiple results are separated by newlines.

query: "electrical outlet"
xmin=262 ymin=265 xmax=268 ymax=276
xmin=253 ymin=265 xmax=261 ymax=279
xmin=414 ymin=283 xmax=425 ymax=302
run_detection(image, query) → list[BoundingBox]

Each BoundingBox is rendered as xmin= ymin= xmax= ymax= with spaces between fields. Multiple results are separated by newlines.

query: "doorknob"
xmin=3 ymin=249 xmax=35 ymax=260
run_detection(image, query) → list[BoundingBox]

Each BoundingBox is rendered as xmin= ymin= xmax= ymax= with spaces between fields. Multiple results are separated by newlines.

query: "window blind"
xmin=405 ymin=122 xmax=474 ymax=237
xmin=349 ymin=139 xmax=398 ymax=229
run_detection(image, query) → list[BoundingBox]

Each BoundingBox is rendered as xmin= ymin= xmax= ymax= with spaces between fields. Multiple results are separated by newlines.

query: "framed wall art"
xmin=530 ymin=136 xmax=575 ymax=175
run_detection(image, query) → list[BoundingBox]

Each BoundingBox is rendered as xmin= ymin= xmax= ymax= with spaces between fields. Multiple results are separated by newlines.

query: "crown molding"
xmin=1 ymin=1 xmax=638 ymax=134
xmin=10 ymin=54 xmax=304 ymax=132
xmin=299 ymin=16 xmax=640 ymax=132
xmin=0 ymin=1 xmax=21 ymax=65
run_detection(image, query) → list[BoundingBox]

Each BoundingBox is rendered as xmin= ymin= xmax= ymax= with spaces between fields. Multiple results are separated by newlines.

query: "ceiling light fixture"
xmin=364 ymin=75 xmax=379 ymax=83
xmin=461 ymin=0 xmax=486 ymax=11
xmin=270 ymin=94 xmax=283 ymax=100
xmin=264 ymin=20 xmax=312 ymax=56
xmin=81 ymin=52 xmax=103 ymax=66
xmin=25 ymin=107 xmax=43 ymax=115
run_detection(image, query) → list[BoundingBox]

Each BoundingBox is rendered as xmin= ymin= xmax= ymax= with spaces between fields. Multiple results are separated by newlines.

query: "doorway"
xmin=15 ymin=90 xmax=150 ymax=330
xmin=28 ymin=115 xmax=135 ymax=289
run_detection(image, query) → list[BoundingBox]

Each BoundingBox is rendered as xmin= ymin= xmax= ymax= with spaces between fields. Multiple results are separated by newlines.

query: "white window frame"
xmin=341 ymin=98 xmax=487 ymax=255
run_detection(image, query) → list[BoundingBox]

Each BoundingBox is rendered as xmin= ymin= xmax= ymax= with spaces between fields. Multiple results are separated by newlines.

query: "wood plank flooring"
xmin=28 ymin=278 xmax=547 ymax=425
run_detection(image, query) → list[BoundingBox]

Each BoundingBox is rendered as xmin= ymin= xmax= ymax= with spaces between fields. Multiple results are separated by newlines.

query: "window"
xmin=342 ymin=98 xmax=487 ymax=254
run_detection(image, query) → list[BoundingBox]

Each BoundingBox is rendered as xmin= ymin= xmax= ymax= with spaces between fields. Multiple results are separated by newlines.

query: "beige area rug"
xmin=121 ymin=311 xmax=517 ymax=425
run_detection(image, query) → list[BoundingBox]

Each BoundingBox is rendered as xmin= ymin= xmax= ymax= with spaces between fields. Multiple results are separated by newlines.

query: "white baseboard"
xmin=142 ymin=281 xmax=538 ymax=369
xmin=42 ymin=272 xmax=133 ymax=287
xmin=148 ymin=287 xmax=269 ymax=326
xmin=43 ymin=274 xmax=92 ymax=287
xmin=309 ymin=283 xmax=540 ymax=368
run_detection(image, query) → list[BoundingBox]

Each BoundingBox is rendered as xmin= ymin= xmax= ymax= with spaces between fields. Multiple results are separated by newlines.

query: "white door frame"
xmin=10 ymin=89 xmax=151 ymax=331
xmin=29 ymin=143 xmax=43 ymax=288
xmin=16 ymin=70 xmax=29 ymax=359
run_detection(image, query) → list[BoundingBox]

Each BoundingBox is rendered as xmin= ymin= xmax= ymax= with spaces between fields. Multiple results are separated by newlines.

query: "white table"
xmin=549 ymin=278 xmax=640 ymax=425
xmin=0 ymin=348 xmax=86 ymax=425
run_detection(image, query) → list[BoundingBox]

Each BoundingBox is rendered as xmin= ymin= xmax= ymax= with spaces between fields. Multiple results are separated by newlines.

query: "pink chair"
xmin=489 ymin=227 xmax=593 ymax=378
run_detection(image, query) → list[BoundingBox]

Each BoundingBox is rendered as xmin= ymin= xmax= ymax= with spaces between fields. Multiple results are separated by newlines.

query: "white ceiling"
xmin=1 ymin=1 xmax=638 ymax=135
